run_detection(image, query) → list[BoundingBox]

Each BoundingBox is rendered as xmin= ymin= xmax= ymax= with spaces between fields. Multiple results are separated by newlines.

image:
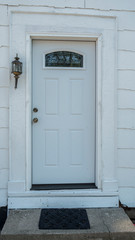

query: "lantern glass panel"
xmin=17 ymin=63 xmax=22 ymax=73
xmin=12 ymin=62 xmax=22 ymax=74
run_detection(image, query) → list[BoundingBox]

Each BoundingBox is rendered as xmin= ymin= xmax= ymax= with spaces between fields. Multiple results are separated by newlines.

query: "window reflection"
xmin=45 ymin=51 xmax=83 ymax=67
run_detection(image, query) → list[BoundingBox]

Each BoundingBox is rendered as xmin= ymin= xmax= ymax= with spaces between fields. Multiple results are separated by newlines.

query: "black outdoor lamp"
xmin=12 ymin=53 xmax=22 ymax=89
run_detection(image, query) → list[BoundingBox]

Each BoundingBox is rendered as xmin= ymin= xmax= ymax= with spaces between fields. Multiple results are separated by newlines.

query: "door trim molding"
xmin=9 ymin=9 xmax=118 ymax=208
xmin=25 ymin=33 xmax=102 ymax=191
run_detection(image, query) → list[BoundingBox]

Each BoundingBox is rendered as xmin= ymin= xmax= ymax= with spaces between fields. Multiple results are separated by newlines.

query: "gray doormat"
xmin=39 ymin=209 xmax=90 ymax=229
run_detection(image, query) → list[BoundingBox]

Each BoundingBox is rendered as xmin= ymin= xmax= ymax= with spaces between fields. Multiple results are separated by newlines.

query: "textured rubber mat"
xmin=39 ymin=208 xmax=90 ymax=229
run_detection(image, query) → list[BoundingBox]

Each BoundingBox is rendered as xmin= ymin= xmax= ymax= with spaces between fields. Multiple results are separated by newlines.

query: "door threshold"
xmin=31 ymin=183 xmax=97 ymax=191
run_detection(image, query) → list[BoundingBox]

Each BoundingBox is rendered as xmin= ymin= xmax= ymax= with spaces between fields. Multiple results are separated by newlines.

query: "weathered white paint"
xmin=118 ymin=149 xmax=135 ymax=169
xmin=0 ymin=0 xmax=85 ymax=8
xmin=0 ymin=109 xmax=8 ymax=127
xmin=118 ymin=129 xmax=135 ymax=149
xmin=8 ymin=196 xmax=118 ymax=209
xmin=0 ymin=88 xmax=9 ymax=107
xmin=0 ymin=170 xmax=8 ymax=189
xmin=0 ymin=4 xmax=9 ymax=206
xmin=0 ymin=129 xmax=8 ymax=149
xmin=119 ymin=188 xmax=135 ymax=208
xmin=118 ymin=110 xmax=135 ymax=129
xmin=118 ymin=51 xmax=135 ymax=70
xmin=0 ymin=48 xmax=9 ymax=68
xmin=0 ymin=27 xmax=8 ymax=46
xmin=0 ymin=190 xmax=8 ymax=206
xmin=0 ymin=69 xmax=9 ymax=87
xmin=118 ymin=31 xmax=135 ymax=52
xmin=85 ymin=0 xmax=135 ymax=11
xmin=0 ymin=5 xmax=8 ymax=25
xmin=118 ymin=168 xmax=135 ymax=187
xmin=117 ymin=12 xmax=135 ymax=31
xmin=118 ymin=90 xmax=135 ymax=109
xmin=118 ymin=70 xmax=135 ymax=91
xmin=0 ymin=0 xmax=134 ymax=208
xmin=0 ymin=149 xmax=8 ymax=170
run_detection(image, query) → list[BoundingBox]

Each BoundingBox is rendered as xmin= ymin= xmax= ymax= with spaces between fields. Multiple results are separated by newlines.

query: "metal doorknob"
xmin=33 ymin=118 xmax=38 ymax=123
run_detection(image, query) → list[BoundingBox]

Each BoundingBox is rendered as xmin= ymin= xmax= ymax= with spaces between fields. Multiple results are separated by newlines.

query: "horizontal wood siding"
xmin=118 ymin=70 xmax=135 ymax=91
xmin=85 ymin=0 xmax=135 ymax=11
xmin=0 ymin=5 xmax=9 ymax=206
xmin=117 ymin=10 xmax=135 ymax=206
xmin=118 ymin=149 xmax=135 ymax=169
xmin=119 ymin=188 xmax=135 ymax=207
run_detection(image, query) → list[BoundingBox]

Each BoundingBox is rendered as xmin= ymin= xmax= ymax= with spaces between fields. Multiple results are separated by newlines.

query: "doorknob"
xmin=33 ymin=118 xmax=38 ymax=123
xmin=33 ymin=108 xmax=38 ymax=112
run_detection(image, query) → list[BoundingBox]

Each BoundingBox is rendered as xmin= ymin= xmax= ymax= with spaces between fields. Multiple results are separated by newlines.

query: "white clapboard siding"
xmin=0 ymin=47 xmax=9 ymax=68
xmin=0 ymin=169 xmax=8 ymax=189
xmin=117 ymin=12 xmax=135 ymax=31
xmin=0 ymin=129 xmax=8 ymax=149
xmin=0 ymin=149 xmax=8 ymax=169
xmin=118 ymin=70 xmax=135 ymax=91
xmin=118 ymin=168 xmax=135 ymax=187
xmin=1 ymin=0 xmax=135 ymax=10
xmin=118 ymin=51 xmax=135 ymax=70
xmin=0 ymin=4 xmax=9 ymax=207
xmin=0 ymin=109 xmax=8 ymax=127
xmin=119 ymin=188 xmax=135 ymax=207
xmin=0 ymin=26 xmax=8 ymax=46
xmin=118 ymin=129 xmax=135 ymax=149
xmin=118 ymin=90 xmax=135 ymax=109
xmin=0 ymin=5 xmax=8 ymax=25
xmin=118 ymin=149 xmax=135 ymax=169
xmin=85 ymin=0 xmax=135 ymax=11
xmin=0 ymin=0 xmax=85 ymax=7
xmin=0 ymin=68 xmax=9 ymax=87
xmin=0 ymin=189 xmax=8 ymax=206
xmin=118 ymin=31 xmax=135 ymax=52
xmin=0 ymin=88 xmax=9 ymax=108
xmin=118 ymin=110 xmax=135 ymax=129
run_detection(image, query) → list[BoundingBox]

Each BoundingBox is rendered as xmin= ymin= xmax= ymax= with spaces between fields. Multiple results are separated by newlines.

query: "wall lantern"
xmin=12 ymin=54 xmax=22 ymax=89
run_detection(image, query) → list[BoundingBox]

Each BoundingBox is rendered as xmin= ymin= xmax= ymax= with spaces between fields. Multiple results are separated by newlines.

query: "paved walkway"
xmin=1 ymin=208 xmax=135 ymax=240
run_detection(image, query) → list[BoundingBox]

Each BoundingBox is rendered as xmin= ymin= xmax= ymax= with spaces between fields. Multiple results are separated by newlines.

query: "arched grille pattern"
xmin=45 ymin=51 xmax=83 ymax=67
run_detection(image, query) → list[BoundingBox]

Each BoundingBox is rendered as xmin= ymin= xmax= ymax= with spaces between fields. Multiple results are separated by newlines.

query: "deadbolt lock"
xmin=33 ymin=118 xmax=38 ymax=123
xmin=33 ymin=108 xmax=38 ymax=113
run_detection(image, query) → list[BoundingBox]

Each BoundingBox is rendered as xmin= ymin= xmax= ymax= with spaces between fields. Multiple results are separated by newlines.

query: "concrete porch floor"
xmin=1 ymin=208 xmax=135 ymax=240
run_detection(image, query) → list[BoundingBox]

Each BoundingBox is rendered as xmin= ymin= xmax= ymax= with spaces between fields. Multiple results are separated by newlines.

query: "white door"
xmin=32 ymin=40 xmax=95 ymax=186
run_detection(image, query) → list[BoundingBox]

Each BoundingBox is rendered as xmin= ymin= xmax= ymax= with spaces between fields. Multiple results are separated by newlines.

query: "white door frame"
xmin=26 ymin=33 xmax=101 ymax=191
xmin=8 ymin=8 xmax=118 ymax=208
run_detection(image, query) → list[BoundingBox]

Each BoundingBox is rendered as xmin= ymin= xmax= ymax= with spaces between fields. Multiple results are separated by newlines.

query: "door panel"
xmin=32 ymin=40 xmax=95 ymax=184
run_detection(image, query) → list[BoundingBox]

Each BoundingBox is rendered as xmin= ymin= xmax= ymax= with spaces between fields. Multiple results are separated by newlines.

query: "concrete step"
xmin=1 ymin=208 xmax=135 ymax=240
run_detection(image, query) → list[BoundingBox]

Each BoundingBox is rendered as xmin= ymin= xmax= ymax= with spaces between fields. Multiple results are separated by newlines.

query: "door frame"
xmin=32 ymin=40 xmax=96 ymax=187
xmin=9 ymin=9 xmax=118 ymax=208
xmin=25 ymin=33 xmax=101 ymax=191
